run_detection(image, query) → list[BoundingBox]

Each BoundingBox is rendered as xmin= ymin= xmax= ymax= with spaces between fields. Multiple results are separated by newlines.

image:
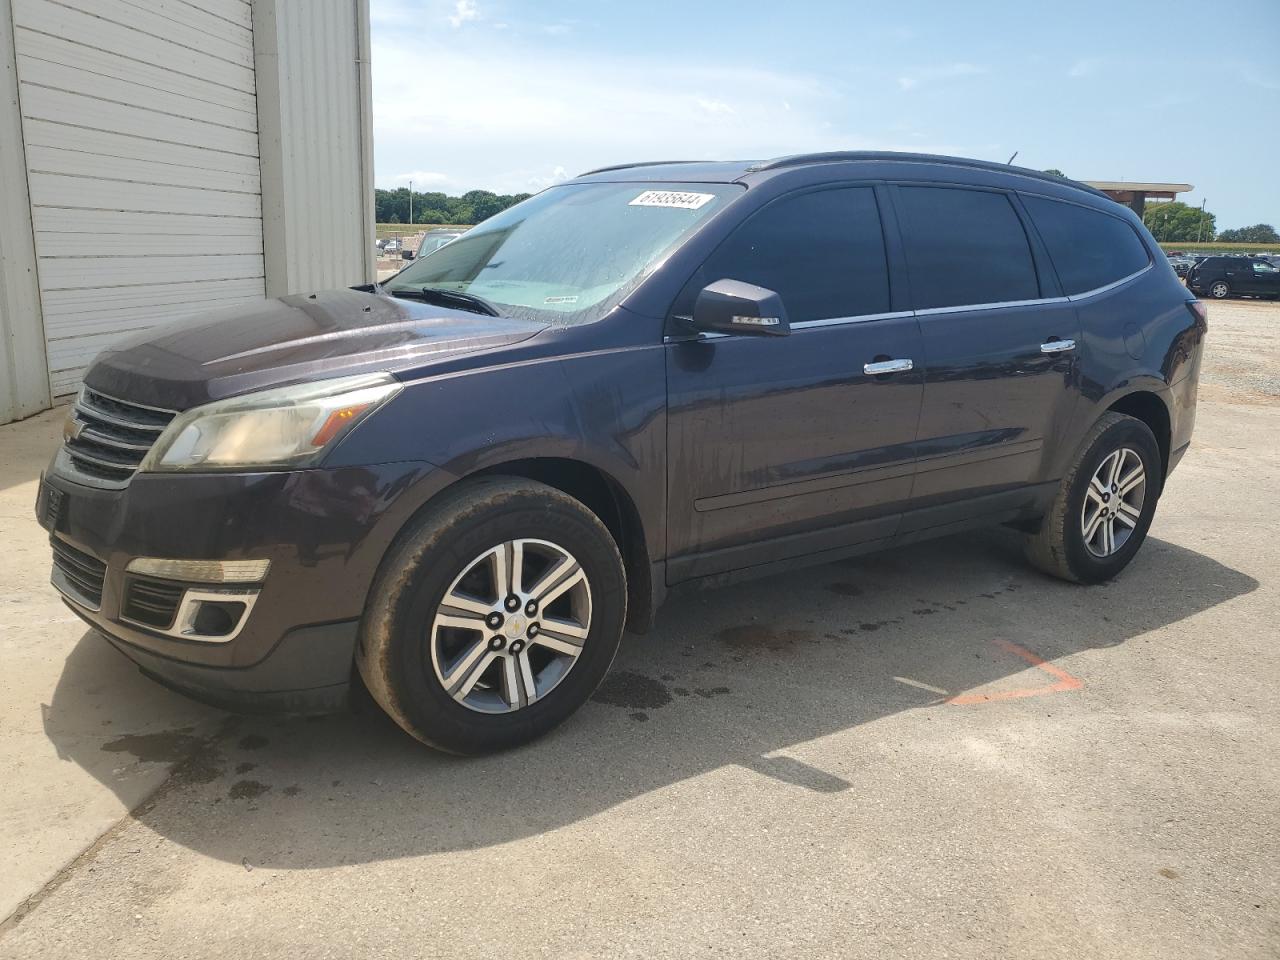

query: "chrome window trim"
xmin=1065 ymin=261 xmax=1154 ymax=302
xmin=664 ymin=309 xmax=913 ymax=341
xmin=663 ymin=262 xmax=1152 ymax=341
xmin=792 ymin=310 xmax=914 ymax=329
xmin=915 ymin=297 xmax=1070 ymax=317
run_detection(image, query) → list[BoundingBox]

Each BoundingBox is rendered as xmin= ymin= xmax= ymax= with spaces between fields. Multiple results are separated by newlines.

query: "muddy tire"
xmin=1024 ymin=413 xmax=1163 ymax=584
xmin=357 ymin=477 xmax=626 ymax=754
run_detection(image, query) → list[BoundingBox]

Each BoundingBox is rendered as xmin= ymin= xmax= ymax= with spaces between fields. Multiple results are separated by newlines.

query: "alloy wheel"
xmin=1080 ymin=447 xmax=1146 ymax=558
xmin=430 ymin=538 xmax=592 ymax=714
xmin=1210 ymin=281 xmax=1229 ymax=299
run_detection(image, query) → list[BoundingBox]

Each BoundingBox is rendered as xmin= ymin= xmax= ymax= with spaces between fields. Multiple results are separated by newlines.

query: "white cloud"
xmin=371 ymin=33 xmax=979 ymax=193
xmin=527 ymin=166 xmax=570 ymax=190
xmin=696 ymin=98 xmax=736 ymax=116
xmin=1067 ymin=58 xmax=1100 ymax=79
xmin=896 ymin=62 xmax=988 ymax=91
xmin=447 ymin=0 xmax=479 ymax=28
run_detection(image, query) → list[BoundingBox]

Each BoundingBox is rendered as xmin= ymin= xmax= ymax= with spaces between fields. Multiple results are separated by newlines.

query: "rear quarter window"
xmin=1022 ymin=195 xmax=1151 ymax=295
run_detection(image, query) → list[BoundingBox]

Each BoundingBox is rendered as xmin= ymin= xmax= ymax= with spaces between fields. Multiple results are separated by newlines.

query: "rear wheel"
xmin=357 ymin=477 xmax=627 ymax=754
xmin=1208 ymin=280 xmax=1231 ymax=299
xmin=1024 ymin=413 xmax=1163 ymax=584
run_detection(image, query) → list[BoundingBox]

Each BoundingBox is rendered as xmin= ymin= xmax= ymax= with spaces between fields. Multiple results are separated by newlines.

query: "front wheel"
xmin=1024 ymin=412 xmax=1163 ymax=584
xmin=357 ymin=477 xmax=627 ymax=754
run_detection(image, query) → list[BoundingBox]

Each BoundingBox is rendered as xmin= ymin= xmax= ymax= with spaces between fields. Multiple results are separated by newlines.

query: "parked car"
xmin=1186 ymin=255 xmax=1280 ymax=299
xmin=1166 ymin=254 xmax=1196 ymax=278
xmin=38 ymin=152 xmax=1206 ymax=754
xmin=402 ymin=229 xmax=465 ymax=261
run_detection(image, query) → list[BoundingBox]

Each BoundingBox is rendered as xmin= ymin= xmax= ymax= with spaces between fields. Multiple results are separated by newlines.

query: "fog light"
xmin=125 ymin=558 xmax=270 ymax=583
xmin=172 ymin=588 xmax=260 ymax=643
xmin=190 ymin=599 xmax=246 ymax=638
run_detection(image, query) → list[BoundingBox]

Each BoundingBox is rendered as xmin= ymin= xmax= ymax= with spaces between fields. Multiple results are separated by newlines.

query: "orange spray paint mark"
xmin=947 ymin=639 xmax=1084 ymax=706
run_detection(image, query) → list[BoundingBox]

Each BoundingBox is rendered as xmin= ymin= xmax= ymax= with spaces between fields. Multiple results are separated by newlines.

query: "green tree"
xmin=1143 ymin=201 xmax=1216 ymax=243
xmin=373 ymin=187 xmax=534 ymax=226
xmin=1217 ymin=223 xmax=1279 ymax=243
xmin=1042 ymin=168 xmax=1066 ymax=178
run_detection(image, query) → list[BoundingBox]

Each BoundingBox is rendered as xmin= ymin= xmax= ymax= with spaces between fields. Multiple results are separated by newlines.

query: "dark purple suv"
xmin=38 ymin=153 xmax=1206 ymax=753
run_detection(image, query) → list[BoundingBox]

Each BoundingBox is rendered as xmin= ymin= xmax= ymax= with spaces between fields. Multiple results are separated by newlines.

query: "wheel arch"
xmin=380 ymin=456 xmax=657 ymax=635
xmin=1105 ymin=389 xmax=1172 ymax=481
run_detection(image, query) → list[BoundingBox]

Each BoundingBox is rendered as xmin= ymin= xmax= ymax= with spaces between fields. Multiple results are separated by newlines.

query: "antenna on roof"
xmin=1006 ymin=151 xmax=1019 ymax=165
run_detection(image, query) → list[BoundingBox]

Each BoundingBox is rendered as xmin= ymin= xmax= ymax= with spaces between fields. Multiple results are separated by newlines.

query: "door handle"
xmin=863 ymin=358 xmax=913 ymax=375
xmin=1040 ymin=339 xmax=1076 ymax=354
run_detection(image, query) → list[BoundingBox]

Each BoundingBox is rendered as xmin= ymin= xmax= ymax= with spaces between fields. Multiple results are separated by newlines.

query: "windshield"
xmin=383 ymin=182 xmax=741 ymax=324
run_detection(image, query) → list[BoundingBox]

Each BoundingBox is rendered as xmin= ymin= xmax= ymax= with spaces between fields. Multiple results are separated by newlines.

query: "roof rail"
xmin=745 ymin=151 xmax=1109 ymax=198
xmin=576 ymin=160 xmax=704 ymax=177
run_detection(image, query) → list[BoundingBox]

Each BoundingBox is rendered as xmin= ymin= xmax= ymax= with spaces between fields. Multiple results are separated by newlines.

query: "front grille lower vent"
xmin=63 ymin=388 xmax=177 ymax=484
xmin=51 ymin=537 xmax=107 ymax=609
xmin=122 ymin=576 xmax=186 ymax=629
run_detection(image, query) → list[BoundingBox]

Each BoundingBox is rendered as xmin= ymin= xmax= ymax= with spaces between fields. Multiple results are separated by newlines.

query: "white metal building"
xmin=0 ymin=0 xmax=374 ymax=425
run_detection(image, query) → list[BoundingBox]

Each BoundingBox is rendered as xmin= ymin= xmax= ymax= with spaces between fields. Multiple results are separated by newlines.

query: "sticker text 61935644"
xmin=628 ymin=190 xmax=716 ymax=210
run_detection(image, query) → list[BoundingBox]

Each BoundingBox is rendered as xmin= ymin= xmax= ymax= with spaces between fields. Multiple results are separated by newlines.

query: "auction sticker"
xmin=629 ymin=190 xmax=716 ymax=210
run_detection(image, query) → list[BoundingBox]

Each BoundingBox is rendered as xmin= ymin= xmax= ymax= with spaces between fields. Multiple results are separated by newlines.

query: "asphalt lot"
xmin=1 ymin=299 xmax=1277 ymax=959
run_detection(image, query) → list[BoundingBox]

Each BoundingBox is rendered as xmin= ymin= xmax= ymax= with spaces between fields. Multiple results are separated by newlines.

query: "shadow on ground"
xmin=41 ymin=528 xmax=1256 ymax=869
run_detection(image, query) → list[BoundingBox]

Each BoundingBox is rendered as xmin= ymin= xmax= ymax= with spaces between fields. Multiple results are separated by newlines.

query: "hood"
xmin=85 ymin=289 xmax=548 ymax=410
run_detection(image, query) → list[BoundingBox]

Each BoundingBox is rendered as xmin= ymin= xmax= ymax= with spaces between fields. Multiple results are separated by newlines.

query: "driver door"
xmin=664 ymin=186 xmax=924 ymax=582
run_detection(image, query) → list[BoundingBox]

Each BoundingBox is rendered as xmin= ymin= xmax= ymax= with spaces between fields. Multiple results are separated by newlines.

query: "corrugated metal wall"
xmin=11 ymin=0 xmax=266 ymax=398
xmin=253 ymin=0 xmax=372 ymax=296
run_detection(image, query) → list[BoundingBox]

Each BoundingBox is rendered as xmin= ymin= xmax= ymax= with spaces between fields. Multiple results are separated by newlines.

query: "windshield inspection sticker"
xmin=629 ymin=190 xmax=716 ymax=210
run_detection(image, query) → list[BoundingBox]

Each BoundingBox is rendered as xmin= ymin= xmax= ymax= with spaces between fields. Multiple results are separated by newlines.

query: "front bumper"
xmin=38 ymin=453 xmax=444 ymax=712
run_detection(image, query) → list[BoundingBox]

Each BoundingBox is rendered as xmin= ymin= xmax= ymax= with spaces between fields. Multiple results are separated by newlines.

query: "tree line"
xmin=375 ymin=182 xmax=1277 ymax=246
xmin=374 ymin=187 xmax=531 ymax=225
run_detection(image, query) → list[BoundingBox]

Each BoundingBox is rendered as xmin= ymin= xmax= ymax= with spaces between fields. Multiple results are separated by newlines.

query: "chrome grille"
xmin=64 ymin=388 xmax=177 ymax=484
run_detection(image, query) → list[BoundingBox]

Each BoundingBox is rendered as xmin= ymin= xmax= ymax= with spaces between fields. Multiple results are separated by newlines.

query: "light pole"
xmin=1195 ymin=198 xmax=1207 ymax=244
xmin=408 ymin=180 xmax=413 ymax=230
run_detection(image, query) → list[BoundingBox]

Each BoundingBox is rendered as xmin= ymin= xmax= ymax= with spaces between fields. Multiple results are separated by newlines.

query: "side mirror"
xmin=691 ymin=279 xmax=790 ymax=337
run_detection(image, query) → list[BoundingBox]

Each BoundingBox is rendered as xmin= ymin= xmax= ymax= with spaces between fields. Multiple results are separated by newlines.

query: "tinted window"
xmin=1023 ymin=196 xmax=1151 ymax=295
xmin=681 ymin=187 xmax=890 ymax=323
xmin=896 ymin=187 xmax=1039 ymax=309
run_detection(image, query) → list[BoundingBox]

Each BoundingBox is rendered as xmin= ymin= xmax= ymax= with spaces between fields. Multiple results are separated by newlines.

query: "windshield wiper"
xmin=389 ymin=286 xmax=501 ymax=317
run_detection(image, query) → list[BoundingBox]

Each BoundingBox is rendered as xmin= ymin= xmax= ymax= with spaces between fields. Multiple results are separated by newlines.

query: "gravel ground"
xmin=1 ymin=298 xmax=1277 ymax=959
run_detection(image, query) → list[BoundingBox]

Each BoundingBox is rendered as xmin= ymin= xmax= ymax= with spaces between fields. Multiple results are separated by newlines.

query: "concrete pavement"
xmin=1 ymin=301 xmax=1277 ymax=959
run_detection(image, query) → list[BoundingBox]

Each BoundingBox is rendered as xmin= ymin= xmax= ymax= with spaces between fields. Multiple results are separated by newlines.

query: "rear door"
xmin=892 ymin=185 xmax=1081 ymax=526
xmin=1245 ymin=258 xmax=1280 ymax=295
xmin=664 ymin=185 xmax=924 ymax=581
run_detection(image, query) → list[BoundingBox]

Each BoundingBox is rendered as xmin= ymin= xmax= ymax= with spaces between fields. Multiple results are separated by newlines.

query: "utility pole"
xmin=408 ymin=180 xmax=413 ymax=230
xmin=1195 ymin=198 xmax=1207 ymax=244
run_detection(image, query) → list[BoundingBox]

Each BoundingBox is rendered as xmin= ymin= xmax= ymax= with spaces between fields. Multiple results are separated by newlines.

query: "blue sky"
xmin=370 ymin=0 xmax=1280 ymax=229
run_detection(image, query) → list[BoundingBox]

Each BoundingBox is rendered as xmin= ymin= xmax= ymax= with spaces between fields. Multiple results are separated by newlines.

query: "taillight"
xmin=1186 ymin=299 xmax=1208 ymax=325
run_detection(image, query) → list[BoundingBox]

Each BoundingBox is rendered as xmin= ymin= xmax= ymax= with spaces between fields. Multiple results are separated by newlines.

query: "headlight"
xmin=139 ymin=373 xmax=401 ymax=472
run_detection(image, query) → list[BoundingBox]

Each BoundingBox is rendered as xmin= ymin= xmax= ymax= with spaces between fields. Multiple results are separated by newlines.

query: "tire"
xmin=357 ymin=476 xmax=627 ymax=754
xmin=1024 ymin=412 xmax=1163 ymax=584
xmin=1208 ymin=280 xmax=1231 ymax=299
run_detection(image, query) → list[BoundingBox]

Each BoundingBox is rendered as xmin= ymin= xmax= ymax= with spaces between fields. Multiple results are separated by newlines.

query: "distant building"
xmin=0 ymin=0 xmax=375 ymax=425
xmin=1083 ymin=181 xmax=1194 ymax=216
